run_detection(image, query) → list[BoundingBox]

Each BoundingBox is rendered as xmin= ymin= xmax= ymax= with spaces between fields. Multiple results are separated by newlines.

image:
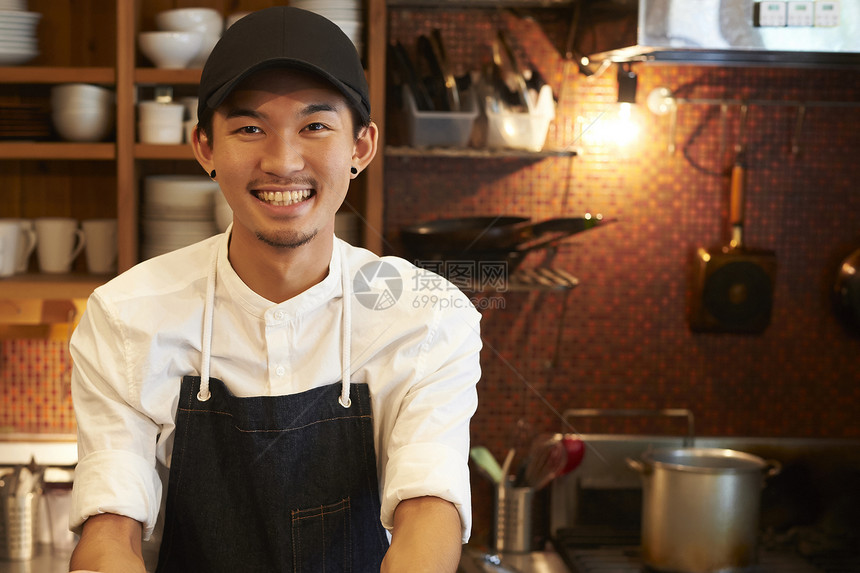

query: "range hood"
xmin=575 ymin=0 xmax=860 ymax=68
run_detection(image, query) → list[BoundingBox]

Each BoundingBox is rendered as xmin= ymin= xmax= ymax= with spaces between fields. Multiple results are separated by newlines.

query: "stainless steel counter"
xmin=0 ymin=545 xmax=71 ymax=573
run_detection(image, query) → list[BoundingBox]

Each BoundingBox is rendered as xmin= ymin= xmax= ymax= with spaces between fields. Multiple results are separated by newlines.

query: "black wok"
xmin=400 ymin=215 xmax=609 ymax=257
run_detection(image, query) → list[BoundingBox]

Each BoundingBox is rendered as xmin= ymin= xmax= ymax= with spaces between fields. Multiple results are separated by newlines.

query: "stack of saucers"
xmin=140 ymin=175 xmax=220 ymax=260
xmin=0 ymin=1 xmax=40 ymax=66
xmin=290 ymin=0 xmax=363 ymax=55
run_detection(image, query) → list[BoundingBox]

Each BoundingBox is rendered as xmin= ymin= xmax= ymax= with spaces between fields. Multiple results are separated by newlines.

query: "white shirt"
xmin=70 ymin=231 xmax=482 ymax=566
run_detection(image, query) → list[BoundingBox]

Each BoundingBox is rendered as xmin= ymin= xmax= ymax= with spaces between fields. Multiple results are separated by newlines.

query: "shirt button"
xmin=275 ymin=365 xmax=286 ymax=377
xmin=273 ymin=310 xmax=285 ymax=321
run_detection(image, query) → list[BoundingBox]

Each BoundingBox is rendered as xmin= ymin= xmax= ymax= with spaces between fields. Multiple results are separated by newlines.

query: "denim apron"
xmin=156 ymin=246 xmax=390 ymax=572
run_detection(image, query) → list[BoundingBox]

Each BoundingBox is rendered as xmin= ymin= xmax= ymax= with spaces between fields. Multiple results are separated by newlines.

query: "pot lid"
xmin=643 ymin=447 xmax=766 ymax=473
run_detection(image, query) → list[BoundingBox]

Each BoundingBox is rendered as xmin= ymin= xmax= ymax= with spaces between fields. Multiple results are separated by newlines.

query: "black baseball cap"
xmin=197 ymin=6 xmax=370 ymax=125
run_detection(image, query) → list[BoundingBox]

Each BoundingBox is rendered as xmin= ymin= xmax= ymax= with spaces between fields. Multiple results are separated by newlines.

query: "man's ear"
xmin=351 ymin=121 xmax=379 ymax=176
xmin=191 ymin=125 xmax=214 ymax=175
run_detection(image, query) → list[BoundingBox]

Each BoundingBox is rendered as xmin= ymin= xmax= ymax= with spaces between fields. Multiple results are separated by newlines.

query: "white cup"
xmin=0 ymin=221 xmax=22 ymax=277
xmin=34 ymin=218 xmax=86 ymax=274
xmin=81 ymin=218 xmax=118 ymax=274
xmin=0 ymin=218 xmax=37 ymax=275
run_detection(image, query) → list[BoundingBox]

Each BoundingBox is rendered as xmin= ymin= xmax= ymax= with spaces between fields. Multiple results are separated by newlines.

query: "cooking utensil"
xmin=400 ymin=215 xmax=614 ymax=281
xmin=401 ymin=215 xmax=611 ymax=256
xmin=833 ymin=246 xmax=860 ymax=335
xmin=389 ymin=41 xmax=434 ymax=112
xmin=495 ymin=29 xmax=533 ymax=113
xmin=470 ymin=446 xmax=504 ymax=484
xmin=430 ymin=29 xmax=460 ymax=112
xmin=690 ymin=151 xmax=777 ymax=334
xmin=523 ymin=434 xmax=584 ymax=490
xmin=417 ymin=33 xmax=459 ymax=112
xmin=627 ymin=447 xmax=781 ymax=573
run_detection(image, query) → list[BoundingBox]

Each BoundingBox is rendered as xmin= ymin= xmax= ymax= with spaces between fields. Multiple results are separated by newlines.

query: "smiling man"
xmin=68 ymin=7 xmax=481 ymax=573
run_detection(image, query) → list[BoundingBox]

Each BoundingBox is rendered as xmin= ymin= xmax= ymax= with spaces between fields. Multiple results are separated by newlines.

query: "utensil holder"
xmin=1 ymin=492 xmax=41 ymax=560
xmin=493 ymin=477 xmax=534 ymax=553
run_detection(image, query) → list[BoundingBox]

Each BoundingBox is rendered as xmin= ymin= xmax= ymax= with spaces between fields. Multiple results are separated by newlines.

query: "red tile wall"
xmin=385 ymin=9 xmax=860 ymax=450
xmin=0 ymin=339 xmax=75 ymax=434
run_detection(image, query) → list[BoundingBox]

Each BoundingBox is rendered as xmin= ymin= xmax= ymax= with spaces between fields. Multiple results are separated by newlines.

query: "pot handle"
xmin=763 ymin=459 xmax=782 ymax=479
xmin=625 ymin=457 xmax=652 ymax=476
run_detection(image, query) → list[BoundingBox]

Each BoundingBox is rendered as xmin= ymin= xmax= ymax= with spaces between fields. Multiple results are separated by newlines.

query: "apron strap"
xmin=338 ymin=244 xmax=352 ymax=408
xmin=196 ymin=237 xmax=352 ymax=408
xmin=197 ymin=244 xmax=219 ymax=402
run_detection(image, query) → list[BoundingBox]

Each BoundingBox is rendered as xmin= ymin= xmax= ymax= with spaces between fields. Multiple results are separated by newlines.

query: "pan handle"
xmin=522 ymin=215 xmax=613 ymax=235
xmin=512 ymin=217 xmax=616 ymax=253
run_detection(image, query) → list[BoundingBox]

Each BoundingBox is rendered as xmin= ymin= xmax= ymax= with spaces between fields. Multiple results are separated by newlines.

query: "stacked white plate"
xmin=140 ymin=175 xmax=220 ymax=260
xmin=291 ymin=0 xmax=363 ymax=55
xmin=0 ymin=4 xmax=40 ymax=66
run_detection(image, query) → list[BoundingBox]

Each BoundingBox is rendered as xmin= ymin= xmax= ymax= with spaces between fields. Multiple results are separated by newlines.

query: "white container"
xmin=485 ymin=85 xmax=556 ymax=152
xmin=485 ymin=110 xmax=553 ymax=152
xmin=403 ymin=85 xmax=477 ymax=148
xmin=138 ymin=100 xmax=184 ymax=124
xmin=138 ymin=101 xmax=185 ymax=144
xmin=139 ymin=121 xmax=183 ymax=144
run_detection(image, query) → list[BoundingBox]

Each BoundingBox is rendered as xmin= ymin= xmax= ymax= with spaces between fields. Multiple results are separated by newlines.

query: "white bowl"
xmin=189 ymin=32 xmax=220 ymax=68
xmin=52 ymin=108 xmax=113 ymax=142
xmin=155 ymin=8 xmax=222 ymax=34
xmin=51 ymin=83 xmax=114 ymax=108
xmin=138 ymin=31 xmax=202 ymax=69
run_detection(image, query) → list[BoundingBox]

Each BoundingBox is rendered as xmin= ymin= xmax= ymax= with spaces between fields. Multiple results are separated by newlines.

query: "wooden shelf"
xmin=0 ymin=274 xmax=107 ymax=299
xmin=0 ymin=66 xmax=115 ymax=84
xmin=134 ymin=143 xmax=195 ymax=160
xmin=0 ymin=142 xmax=115 ymax=160
xmin=386 ymin=145 xmax=576 ymax=159
xmin=134 ymin=68 xmax=202 ymax=85
xmin=387 ymin=0 xmax=573 ymax=6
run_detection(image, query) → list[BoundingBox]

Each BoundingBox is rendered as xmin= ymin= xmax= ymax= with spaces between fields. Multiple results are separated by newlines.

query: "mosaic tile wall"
xmin=385 ymin=9 xmax=860 ymax=449
xmin=0 ymin=339 xmax=75 ymax=434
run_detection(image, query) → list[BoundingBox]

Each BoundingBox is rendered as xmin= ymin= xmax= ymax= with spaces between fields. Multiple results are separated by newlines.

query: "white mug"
xmin=81 ymin=218 xmax=118 ymax=274
xmin=34 ymin=218 xmax=86 ymax=274
xmin=0 ymin=221 xmax=21 ymax=277
xmin=0 ymin=218 xmax=37 ymax=276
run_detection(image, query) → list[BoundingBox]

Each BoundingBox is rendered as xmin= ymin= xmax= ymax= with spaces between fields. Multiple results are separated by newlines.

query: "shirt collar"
xmin=215 ymin=226 xmax=343 ymax=319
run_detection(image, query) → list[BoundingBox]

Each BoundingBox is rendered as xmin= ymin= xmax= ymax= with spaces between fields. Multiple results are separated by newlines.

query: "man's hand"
xmin=69 ymin=513 xmax=146 ymax=573
xmin=381 ymin=496 xmax=462 ymax=573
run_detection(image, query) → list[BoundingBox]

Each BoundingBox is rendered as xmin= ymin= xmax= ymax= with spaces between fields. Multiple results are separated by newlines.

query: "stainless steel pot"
xmin=627 ymin=448 xmax=781 ymax=573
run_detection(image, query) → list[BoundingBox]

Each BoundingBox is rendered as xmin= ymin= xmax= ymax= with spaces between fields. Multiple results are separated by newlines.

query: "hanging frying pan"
xmin=400 ymin=215 xmax=610 ymax=255
xmin=398 ymin=215 xmax=614 ymax=277
xmin=689 ymin=152 xmax=777 ymax=334
xmin=833 ymin=246 xmax=860 ymax=335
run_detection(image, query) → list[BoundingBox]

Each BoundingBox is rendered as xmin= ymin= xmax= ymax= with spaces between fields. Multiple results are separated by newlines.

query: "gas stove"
xmin=552 ymin=528 xmax=860 ymax=573
xmin=545 ymin=428 xmax=860 ymax=573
